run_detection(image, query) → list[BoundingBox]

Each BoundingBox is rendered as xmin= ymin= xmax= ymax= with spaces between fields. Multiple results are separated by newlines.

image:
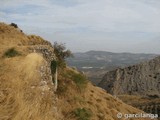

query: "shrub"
xmin=73 ymin=108 xmax=92 ymax=120
xmin=72 ymin=73 xmax=88 ymax=90
xmin=51 ymin=60 xmax=57 ymax=74
xmin=10 ymin=23 xmax=18 ymax=28
xmin=53 ymin=42 xmax=73 ymax=68
xmin=65 ymin=70 xmax=88 ymax=91
xmin=3 ymin=48 xmax=21 ymax=58
xmin=59 ymin=69 xmax=88 ymax=92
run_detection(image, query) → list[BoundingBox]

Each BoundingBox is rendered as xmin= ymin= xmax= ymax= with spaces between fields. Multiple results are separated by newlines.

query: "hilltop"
xmin=0 ymin=22 xmax=152 ymax=120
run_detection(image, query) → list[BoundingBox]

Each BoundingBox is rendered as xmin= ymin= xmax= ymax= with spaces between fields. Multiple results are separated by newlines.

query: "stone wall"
xmin=29 ymin=45 xmax=62 ymax=119
xmin=29 ymin=45 xmax=57 ymax=92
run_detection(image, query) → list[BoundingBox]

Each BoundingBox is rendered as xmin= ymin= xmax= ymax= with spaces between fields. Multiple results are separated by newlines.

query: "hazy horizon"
xmin=0 ymin=0 xmax=160 ymax=54
xmin=72 ymin=50 xmax=159 ymax=54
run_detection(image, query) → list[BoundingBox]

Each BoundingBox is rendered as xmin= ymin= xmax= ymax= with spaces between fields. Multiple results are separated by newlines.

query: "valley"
xmin=67 ymin=51 xmax=157 ymax=85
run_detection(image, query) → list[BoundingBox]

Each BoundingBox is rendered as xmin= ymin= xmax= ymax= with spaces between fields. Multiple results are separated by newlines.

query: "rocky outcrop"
xmin=98 ymin=56 xmax=160 ymax=96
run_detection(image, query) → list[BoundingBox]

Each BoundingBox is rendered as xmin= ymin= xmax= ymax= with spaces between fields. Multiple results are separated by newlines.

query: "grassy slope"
xmin=0 ymin=53 xmax=57 ymax=120
xmin=0 ymin=23 xmax=152 ymax=120
xmin=0 ymin=23 xmax=58 ymax=120
xmin=56 ymin=68 xmax=151 ymax=120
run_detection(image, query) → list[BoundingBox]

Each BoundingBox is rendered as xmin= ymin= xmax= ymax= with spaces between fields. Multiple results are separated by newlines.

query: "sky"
xmin=0 ymin=0 xmax=160 ymax=54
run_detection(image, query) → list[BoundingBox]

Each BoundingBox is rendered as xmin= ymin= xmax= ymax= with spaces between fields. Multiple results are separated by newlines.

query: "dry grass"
xmin=57 ymin=68 xmax=151 ymax=120
xmin=118 ymin=95 xmax=160 ymax=106
xmin=0 ymin=53 xmax=57 ymax=120
xmin=0 ymin=23 xmax=58 ymax=120
xmin=0 ymin=22 xmax=50 ymax=57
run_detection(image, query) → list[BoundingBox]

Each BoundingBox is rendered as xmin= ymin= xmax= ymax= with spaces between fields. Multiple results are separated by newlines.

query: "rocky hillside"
xmin=98 ymin=51 xmax=160 ymax=119
xmin=0 ymin=22 xmax=152 ymax=120
xmin=98 ymin=56 xmax=160 ymax=96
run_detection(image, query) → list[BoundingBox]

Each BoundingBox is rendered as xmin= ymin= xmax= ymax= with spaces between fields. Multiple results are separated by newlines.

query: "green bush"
xmin=65 ymin=70 xmax=88 ymax=91
xmin=51 ymin=60 xmax=57 ymax=74
xmin=59 ymin=69 xmax=88 ymax=92
xmin=10 ymin=23 xmax=18 ymax=28
xmin=72 ymin=73 xmax=87 ymax=90
xmin=53 ymin=42 xmax=73 ymax=68
xmin=73 ymin=108 xmax=92 ymax=120
xmin=3 ymin=48 xmax=21 ymax=58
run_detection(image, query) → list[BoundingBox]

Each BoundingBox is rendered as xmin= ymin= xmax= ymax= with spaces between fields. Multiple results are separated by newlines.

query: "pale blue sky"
xmin=0 ymin=0 xmax=160 ymax=53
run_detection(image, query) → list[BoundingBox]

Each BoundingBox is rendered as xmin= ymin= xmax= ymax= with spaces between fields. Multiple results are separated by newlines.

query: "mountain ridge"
xmin=76 ymin=50 xmax=158 ymax=55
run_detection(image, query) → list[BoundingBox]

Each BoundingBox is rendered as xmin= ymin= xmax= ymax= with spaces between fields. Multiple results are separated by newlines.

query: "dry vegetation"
xmin=56 ymin=68 xmax=152 ymax=120
xmin=0 ymin=22 xmax=152 ymax=120
xmin=0 ymin=53 xmax=59 ymax=120
xmin=118 ymin=95 xmax=159 ymax=106
xmin=118 ymin=95 xmax=160 ymax=118
xmin=0 ymin=23 xmax=58 ymax=120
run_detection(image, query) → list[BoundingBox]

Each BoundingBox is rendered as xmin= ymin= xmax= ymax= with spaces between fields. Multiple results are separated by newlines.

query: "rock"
xmin=98 ymin=56 xmax=160 ymax=96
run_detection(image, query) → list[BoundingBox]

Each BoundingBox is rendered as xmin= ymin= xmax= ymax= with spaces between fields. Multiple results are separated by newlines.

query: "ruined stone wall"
xmin=29 ymin=45 xmax=62 ymax=119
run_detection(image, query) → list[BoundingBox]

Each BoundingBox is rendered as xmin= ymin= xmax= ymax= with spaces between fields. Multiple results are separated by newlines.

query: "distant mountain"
xmin=67 ymin=50 xmax=157 ymax=69
xmin=67 ymin=50 xmax=158 ymax=84
xmin=98 ymin=56 xmax=160 ymax=96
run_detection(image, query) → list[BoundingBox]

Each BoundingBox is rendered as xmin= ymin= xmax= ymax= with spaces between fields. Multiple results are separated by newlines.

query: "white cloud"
xmin=0 ymin=0 xmax=160 ymax=53
xmin=1 ymin=0 xmax=160 ymax=32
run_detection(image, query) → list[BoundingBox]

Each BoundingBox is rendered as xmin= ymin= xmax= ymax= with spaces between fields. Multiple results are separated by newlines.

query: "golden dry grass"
xmin=0 ymin=53 xmax=58 ymax=120
xmin=0 ymin=23 xmax=58 ymax=120
xmin=57 ymin=68 xmax=151 ymax=120
xmin=118 ymin=94 xmax=160 ymax=109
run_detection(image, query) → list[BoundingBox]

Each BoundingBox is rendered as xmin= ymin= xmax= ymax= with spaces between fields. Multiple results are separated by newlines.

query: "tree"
xmin=53 ymin=42 xmax=73 ymax=67
xmin=52 ymin=42 xmax=73 ymax=91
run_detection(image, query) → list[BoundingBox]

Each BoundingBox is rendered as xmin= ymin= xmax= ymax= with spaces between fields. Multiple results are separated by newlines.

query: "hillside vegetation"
xmin=0 ymin=22 xmax=152 ymax=120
